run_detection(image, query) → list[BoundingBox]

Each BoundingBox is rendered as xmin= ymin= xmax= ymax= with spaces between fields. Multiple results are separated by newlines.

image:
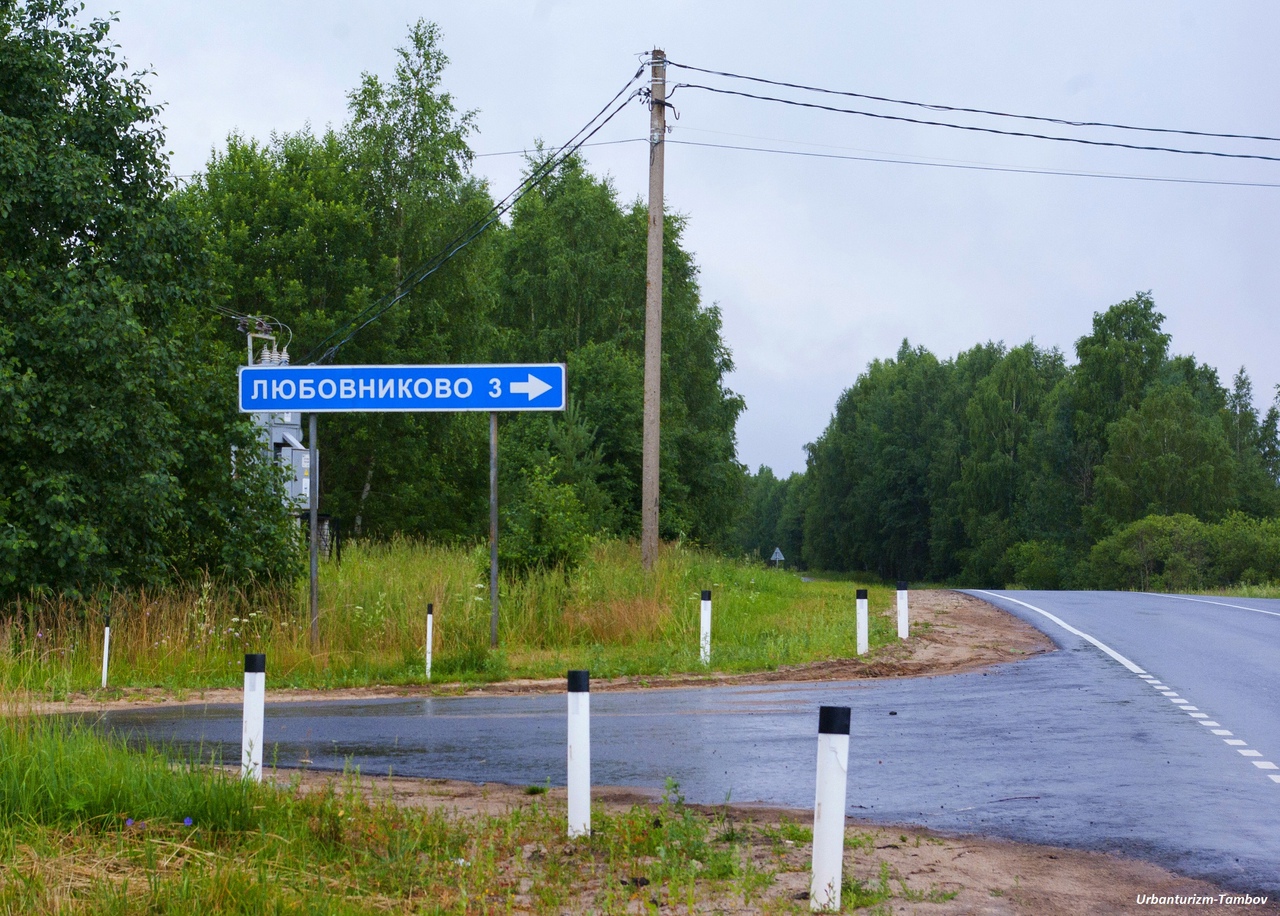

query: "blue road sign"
xmin=238 ymin=364 xmax=566 ymax=413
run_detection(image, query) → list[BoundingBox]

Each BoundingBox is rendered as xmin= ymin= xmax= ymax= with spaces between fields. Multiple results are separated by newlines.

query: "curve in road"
xmin=88 ymin=590 xmax=1280 ymax=894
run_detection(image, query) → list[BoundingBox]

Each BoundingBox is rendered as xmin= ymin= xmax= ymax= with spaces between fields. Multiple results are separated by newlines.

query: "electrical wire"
xmin=668 ymin=84 xmax=1280 ymax=163
xmin=666 ymin=59 xmax=1280 ymax=145
xmin=303 ymin=66 xmax=648 ymax=364
xmin=474 ymin=137 xmax=646 ymax=159
xmin=665 ymin=137 xmax=1280 ymax=189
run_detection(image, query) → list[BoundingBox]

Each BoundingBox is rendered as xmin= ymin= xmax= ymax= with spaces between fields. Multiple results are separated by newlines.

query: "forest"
xmin=736 ymin=293 xmax=1280 ymax=590
xmin=0 ymin=8 xmax=742 ymax=597
xmin=5 ymin=1 xmax=1279 ymax=599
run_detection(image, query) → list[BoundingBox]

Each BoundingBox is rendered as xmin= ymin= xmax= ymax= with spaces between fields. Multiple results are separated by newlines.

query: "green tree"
xmin=954 ymin=342 xmax=1065 ymax=582
xmin=1092 ymin=384 xmax=1235 ymax=530
xmin=803 ymin=340 xmax=952 ymax=578
xmin=1222 ymin=367 xmax=1280 ymax=517
xmin=1067 ymin=292 xmax=1171 ymax=507
xmin=182 ymin=22 xmax=498 ymax=542
xmin=734 ymin=467 xmax=807 ymax=567
xmin=493 ymin=156 xmax=745 ymax=547
xmin=0 ymin=0 xmax=298 ymax=595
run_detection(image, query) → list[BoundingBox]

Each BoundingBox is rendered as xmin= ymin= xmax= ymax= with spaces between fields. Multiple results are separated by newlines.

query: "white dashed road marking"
xmin=975 ymin=591 xmax=1279 ymax=786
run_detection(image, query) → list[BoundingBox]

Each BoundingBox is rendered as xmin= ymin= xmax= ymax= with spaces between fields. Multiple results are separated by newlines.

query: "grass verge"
xmin=0 ymin=716 xmax=955 ymax=914
xmin=0 ymin=540 xmax=899 ymax=695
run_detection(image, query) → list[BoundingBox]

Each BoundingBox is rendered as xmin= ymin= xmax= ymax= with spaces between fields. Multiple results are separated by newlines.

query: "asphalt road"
xmin=90 ymin=590 xmax=1280 ymax=893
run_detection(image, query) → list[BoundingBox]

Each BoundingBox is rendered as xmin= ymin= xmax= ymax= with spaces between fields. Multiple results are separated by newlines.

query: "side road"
xmin=34 ymin=591 xmax=1274 ymax=913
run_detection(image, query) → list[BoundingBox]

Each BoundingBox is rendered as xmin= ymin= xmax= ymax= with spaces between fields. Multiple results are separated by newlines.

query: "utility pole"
xmin=641 ymin=48 xmax=666 ymax=572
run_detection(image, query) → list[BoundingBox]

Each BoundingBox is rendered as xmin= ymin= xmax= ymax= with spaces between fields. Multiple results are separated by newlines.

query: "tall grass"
xmin=0 ymin=540 xmax=894 ymax=694
xmin=0 ymin=718 xmax=795 ymax=913
xmin=0 ymin=713 xmax=278 ymax=832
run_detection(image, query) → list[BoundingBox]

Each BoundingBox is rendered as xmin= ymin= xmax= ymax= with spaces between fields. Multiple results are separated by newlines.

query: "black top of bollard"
xmin=701 ymin=589 xmax=711 ymax=601
xmin=427 ymin=603 xmax=433 ymax=616
xmin=856 ymin=588 xmax=868 ymax=600
xmin=104 ymin=614 xmax=110 ymax=629
xmin=818 ymin=705 xmax=851 ymax=735
xmin=567 ymin=670 xmax=590 ymax=693
xmin=244 ymin=653 xmax=266 ymax=674
xmin=896 ymin=580 xmax=908 ymax=590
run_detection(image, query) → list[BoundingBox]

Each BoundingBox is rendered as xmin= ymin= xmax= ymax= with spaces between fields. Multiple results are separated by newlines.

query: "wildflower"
xmin=183 ymin=817 xmax=193 ymax=827
xmin=126 ymin=818 xmax=134 ymax=827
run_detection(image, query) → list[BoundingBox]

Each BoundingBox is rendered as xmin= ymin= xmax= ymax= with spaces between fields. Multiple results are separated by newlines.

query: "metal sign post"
xmin=239 ymin=363 xmax=566 ymax=649
xmin=490 ymin=411 xmax=500 ymax=648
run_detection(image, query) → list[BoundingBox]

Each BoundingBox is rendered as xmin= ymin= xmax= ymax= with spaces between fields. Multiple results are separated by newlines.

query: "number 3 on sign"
xmin=488 ymin=378 xmax=501 ymax=397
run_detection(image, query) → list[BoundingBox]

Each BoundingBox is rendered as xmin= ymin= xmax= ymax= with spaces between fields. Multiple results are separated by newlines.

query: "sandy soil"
xmin=278 ymin=771 xmax=1277 ymax=915
xmin=31 ymin=591 xmax=1276 ymax=913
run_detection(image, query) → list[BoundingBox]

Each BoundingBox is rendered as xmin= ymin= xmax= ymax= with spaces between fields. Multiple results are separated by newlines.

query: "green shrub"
xmin=1004 ymin=540 xmax=1068 ymax=589
xmin=498 ymin=459 xmax=592 ymax=573
xmin=1088 ymin=514 xmax=1209 ymax=591
xmin=1087 ymin=511 xmax=1280 ymax=591
xmin=1205 ymin=512 xmax=1280 ymax=585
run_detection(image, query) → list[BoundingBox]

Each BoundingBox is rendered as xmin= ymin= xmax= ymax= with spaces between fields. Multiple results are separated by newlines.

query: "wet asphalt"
xmin=88 ymin=590 xmax=1280 ymax=894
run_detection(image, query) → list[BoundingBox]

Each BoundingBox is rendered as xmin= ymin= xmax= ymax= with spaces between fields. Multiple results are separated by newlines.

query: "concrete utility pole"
xmin=641 ymin=49 xmax=666 ymax=572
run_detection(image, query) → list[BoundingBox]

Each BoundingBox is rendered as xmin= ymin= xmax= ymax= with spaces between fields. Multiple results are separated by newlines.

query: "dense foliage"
xmin=739 ymin=293 xmax=1280 ymax=588
xmin=1 ymin=7 xmax=745 ymax=596
xmin=181 ymin=27 xmax=744 ymax=568
xmin=0 ymin=0 xmax=300 ymax=596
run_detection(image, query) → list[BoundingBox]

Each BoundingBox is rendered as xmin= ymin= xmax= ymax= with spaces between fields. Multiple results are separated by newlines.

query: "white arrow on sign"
xmin=510 ymin=374 xmax=552 ymax=400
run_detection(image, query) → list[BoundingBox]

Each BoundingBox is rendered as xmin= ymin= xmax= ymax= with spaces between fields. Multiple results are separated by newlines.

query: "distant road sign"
xmin=770 ymin=547 xmax=785 ymax=563
xmin=239 ymin=364 xmax=566 ymax=413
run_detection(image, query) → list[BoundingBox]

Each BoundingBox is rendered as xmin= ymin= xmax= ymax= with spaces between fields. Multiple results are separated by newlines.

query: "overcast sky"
xmin=81 ymin=1 xmax=1280 ymax=475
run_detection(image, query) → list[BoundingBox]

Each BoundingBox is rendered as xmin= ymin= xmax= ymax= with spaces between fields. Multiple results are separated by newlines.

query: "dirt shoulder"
xmin=280 ymin=770 xmax=1274 ymax=915
xmin=30 ymin=589 xmax=1055 ymax=715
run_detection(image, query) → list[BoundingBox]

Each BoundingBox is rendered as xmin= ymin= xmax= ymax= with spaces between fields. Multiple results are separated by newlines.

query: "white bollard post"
xmin=700 ymin=589 xmax=712 ymax=665
xmin=100 ymin=615 xmax=111 ymax=690
xmin=856 ymin=588 xmax=868 ymax=656
xmin=241 ymin=653 xmax=266 ymax=782
xmin=811 ymin=705 xmax=851 ymax=912
xmin=567 ymin=669 xmax=591 ymax=837
xmin=425 ymin=603 xmax=433 ymax=682
xmin=896 ymin=581 xmax=909 ymax=640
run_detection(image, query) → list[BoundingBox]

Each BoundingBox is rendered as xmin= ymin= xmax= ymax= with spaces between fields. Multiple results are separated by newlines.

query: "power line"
xmin=474 ymin=137 xmax=645 ymax=159
xmin=668 ymin=83 xmax=1280 ymax=163
xmin=303 ymin=67 xmax=647 ymax=364
xmin=666 ymin=59 xmax=1280 ymax=145
xmin=665 ymin=137 xmax=1280 ymax=189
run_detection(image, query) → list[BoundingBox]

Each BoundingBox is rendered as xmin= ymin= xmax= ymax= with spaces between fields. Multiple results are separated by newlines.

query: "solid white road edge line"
xmin=973 ymin=590 xmax=1280 ymax=785
xmin=973 ymin=591 xmax=1147 ymax=673
xmin=1155 ymin=593 xmax=1280 ymax=619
